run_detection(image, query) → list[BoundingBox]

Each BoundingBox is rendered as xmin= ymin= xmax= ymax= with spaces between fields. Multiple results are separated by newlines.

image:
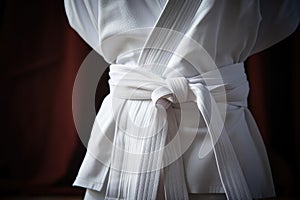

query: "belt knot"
xmin=151 ymin=77 xmax=189 ymax=108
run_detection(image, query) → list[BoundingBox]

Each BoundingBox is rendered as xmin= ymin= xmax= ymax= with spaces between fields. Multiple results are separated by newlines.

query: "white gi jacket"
xmin=64 ymin=0 xmax=299 ymax=199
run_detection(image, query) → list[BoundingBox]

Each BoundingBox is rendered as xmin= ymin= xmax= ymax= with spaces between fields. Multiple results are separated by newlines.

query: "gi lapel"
xmin=135 ymin=1 xmax=203 ymax=200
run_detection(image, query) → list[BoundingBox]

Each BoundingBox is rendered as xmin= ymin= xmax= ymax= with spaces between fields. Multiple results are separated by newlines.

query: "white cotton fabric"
xmin=64 ymin=0 xmax=299 ymax=199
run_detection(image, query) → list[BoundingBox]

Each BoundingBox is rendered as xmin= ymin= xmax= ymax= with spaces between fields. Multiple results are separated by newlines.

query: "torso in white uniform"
xmin=64 ymin=0 xmax=299 ymax=199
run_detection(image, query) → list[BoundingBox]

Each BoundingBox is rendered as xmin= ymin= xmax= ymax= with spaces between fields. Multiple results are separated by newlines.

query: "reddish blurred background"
xmin=0 ymin=0 xmax=299 ymax=199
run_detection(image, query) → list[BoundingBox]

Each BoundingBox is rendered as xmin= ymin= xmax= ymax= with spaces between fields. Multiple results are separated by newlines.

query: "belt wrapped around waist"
xmin=101 ymin=62 xmax=252 ymax=200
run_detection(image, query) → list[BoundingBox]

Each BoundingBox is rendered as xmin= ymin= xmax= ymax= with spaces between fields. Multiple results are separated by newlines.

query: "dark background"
xmin=0 ymin=0 xmax=299 ymax=198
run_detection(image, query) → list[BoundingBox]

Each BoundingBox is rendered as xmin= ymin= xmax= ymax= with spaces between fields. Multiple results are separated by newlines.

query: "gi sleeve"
xmin=251 ymin=0 xmax=299 ymax=54
xmin=64 ymin=0 xmax=100 ymax=49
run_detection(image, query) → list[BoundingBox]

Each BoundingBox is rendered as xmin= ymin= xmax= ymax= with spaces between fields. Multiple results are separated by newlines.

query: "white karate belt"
xmin=107 ymin=62 xmax=252 ymax=200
